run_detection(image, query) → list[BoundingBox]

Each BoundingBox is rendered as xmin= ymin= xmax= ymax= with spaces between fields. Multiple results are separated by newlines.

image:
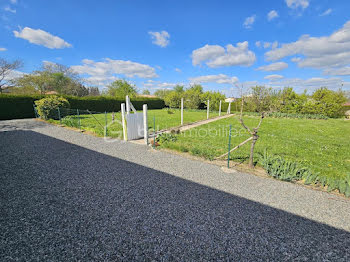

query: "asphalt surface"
xmin=1 ymin=119 xmax=350 ymax=261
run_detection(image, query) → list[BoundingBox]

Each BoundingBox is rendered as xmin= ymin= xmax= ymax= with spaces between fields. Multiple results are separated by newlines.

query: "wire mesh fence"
xmin=34 ymin=106 xmax=124 ymax=138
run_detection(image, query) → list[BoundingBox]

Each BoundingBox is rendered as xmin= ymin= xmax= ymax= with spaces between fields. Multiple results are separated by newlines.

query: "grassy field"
xmin=51 ymin=108 xmax=220 ymax=138
xmin=160 ymin=115 xmax=350 ymax=182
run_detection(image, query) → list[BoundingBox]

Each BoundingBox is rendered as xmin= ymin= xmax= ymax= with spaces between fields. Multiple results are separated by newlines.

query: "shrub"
xmin=34 ymin=96 xmax=70 ymax=119
xmin=156 ymin=133 xmax=178 ymax=144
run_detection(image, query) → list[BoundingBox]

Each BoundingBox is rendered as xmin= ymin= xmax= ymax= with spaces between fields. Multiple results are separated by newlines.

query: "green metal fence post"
xmin=105 ymin=111 xmax=108 ymax=137
xmin=227 ymin=124 xmax=232 ymax=168
xmin=57 ymin=108 xmax=61 ymax=124
xmin=153 ymin=116 xmax=156 ymax=149
xmin=77 ymin=109 xmax=81 ymax=130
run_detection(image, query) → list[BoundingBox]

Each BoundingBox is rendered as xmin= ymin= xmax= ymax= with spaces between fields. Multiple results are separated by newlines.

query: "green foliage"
xmin=201 ymin=91 xmax=225 ymax=111
xmin=259 ymin=150 xmax=311 ymax=182
xmin=142 ymin=89 xmax=151 ymax=95
xmin=0 ymin=94 xmax=165 ymax=120
xmin=154 ymin=89 xmax=172 ymax=99
xmin=0 ymin=94 xmax=43 ymax=119
xmin=34 ymin=96 xmax=70 ymax=119
xmin=164 ymin=91 xmax=182 ymax=108
xmin=107 ymin=79 xmax=137 ymax=98
xmin=184 ymin=85 xmax=203 ymax=109
xmin=156 ymin=133 xmax=178 ymax=144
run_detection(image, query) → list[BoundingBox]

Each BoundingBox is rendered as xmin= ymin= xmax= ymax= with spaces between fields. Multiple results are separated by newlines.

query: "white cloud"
xmin=13 ymin=27 xmax=72 ymax=49
xmin=143 ymin=80 xmax=178 ymax=89
xmin=271 ymin=41 xmax=278 ymax=49
xmin=264 ymin=74 xmax=284 ymax=81
xmin=175 ymin=68 xmax=181 ymax=73
xmin=265 ymin=21 xmax=350 ymax=71
xmin=320 ymin=8 xmax=332 ymax=16
xmin=269 ymin=77 xmax=350 ymax=90
xmin=255 ymin=41 xmax=261 ymax=48
xmin=189 ymin=74 xmax=239 ymax=85
xmin=263 ymin=42 xmax=271 ymax=48
xmin=192 ymin=42 xmax=256 ymax=68
xmin=323 ymin=67 xmax=350 ymax=76
xmin=0 ymin=47 xmax=7 ymax=51
xmin=10 ymin=0 xmax=17 ymax=4
xmin=243 ymin=15 xmax=256 ymax=29
xmin=71 ymin=58 xmax=158 ymax=86
xmin=285 ymin=0 xmax=309 ymax=9
xmin=267 ymin=10 xmax=279 ymax=21
xmin=148 ymin=31 xmax=170 ymax=47
xmin=4 ymin=6 xmax=16 ymax=13
xmin=257 ymin=62 xmax=288 ymax=71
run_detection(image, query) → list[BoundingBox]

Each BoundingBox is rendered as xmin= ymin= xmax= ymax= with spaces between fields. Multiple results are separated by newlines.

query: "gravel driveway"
xmin=1 ymin=119 xmax=350 ymax=261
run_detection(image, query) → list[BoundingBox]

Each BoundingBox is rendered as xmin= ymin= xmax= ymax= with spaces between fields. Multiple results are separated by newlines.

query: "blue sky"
xmin=1 ymin=0 xmax=350 ymax=97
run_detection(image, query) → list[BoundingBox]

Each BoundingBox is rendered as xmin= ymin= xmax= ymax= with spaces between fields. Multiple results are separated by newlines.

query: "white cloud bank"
xmin=268 ymin=77 xmax=350 ymax=90
xmin=71 ymin=58 xmax=158 ymax=86
xmin=265 ymin=21 xmax=350 ymax=75
xmin=257 ymin=62 xmax=288 ymax=71
xmin=267 ymin=10 xmax=278 ymax=21
xmin=148 ymin=31 xmax=170 ymax=47
xmin=0 ymin=47 xmax=7 ymax=51
xmin=143 ymin=80 xmax=178 ymax=89
xmin=13 ymin=27 xmax=72 ymax=49
xmin=192 ymin=42 xmax=256 ymax=68
xmin=189 ymin=74 xmax=239 ymax=85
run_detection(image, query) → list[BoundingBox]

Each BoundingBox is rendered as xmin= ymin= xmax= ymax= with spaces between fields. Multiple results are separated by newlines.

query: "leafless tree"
xmin=217 ymin=88 xmax=265 ymax=169
xmin=0 ymin=58 xmax=23 ymax=93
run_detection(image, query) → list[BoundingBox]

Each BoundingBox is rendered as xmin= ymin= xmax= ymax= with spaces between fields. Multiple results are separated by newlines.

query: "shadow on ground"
xmin=1 ymin=129 xmax=350 ymax=261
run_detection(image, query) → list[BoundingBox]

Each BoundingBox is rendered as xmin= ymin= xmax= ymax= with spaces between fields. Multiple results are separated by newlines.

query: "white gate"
xmin=126 ymin=112 xmax=144 ymax=140
xmin=121 ymin=96 xmax=148 ymax=143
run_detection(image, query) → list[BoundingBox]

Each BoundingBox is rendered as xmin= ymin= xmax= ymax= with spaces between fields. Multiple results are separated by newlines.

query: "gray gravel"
xmin=1 ymin=119 xmax=350 ymax=261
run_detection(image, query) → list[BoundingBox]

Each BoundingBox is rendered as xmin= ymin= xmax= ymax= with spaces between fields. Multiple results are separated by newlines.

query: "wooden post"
xmin=121 ymin=103 xmax=127 ymax=141
xmin=143 ymin=104 xmax=148 ymax=145
xmin=181 ymin=98 xmax=184 ymax=125
xmin=207 ymin=100 xmax=210 ymax=119
xmin=219 ymin=100 xmax=221 ymax=116
xmin=227 ymin=102 xmax=231 ymax=114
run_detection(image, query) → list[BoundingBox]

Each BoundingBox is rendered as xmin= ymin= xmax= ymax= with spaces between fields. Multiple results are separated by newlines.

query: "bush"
xmin=0 ymin=94 xmax=44 ymax=120
xmin=35 ymin=96 xmax=70 ymax=119
xmin=0 ymin=94 xmax=165 ymax=120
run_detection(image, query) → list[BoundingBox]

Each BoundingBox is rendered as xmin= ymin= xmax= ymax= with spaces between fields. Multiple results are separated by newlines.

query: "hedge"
xmin=0 ymin=94 xmax=165 ymax=120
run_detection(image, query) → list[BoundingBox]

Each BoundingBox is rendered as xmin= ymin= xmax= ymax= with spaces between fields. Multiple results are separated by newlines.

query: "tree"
xmin=164 ymin=91 xmax=182 ymax=108
xmin=201 ymin=91 xmax=225 ymax=111
xmin=154 ymin=89 xmax=172 ymax=98
xmin=0 ymin=58 xmax=23 ymax=93
xmin=142 ymin=89 xmax=151 ymax=95
xmin=183 ymin=84 xmax=203 ymax=109
xmin=173 ymin=85 xmax=184 ymax=94
xmin=249 ymin=86 xmax=272 ymax=112
xmin=107 ymin=79 xmax=137 ymax=98
xmin=14 ymin=72 xmax=51 ymax=94
xmin=13 ymin=62 xmax=89 ymax=96
xmin=303 ymin=87 xmax=347 ymax=117
xmin=87 ymin=86 xmax=100 ymax=96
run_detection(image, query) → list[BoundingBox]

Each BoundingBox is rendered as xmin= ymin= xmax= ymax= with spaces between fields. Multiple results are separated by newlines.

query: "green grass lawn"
xmin=52 ymin=108 xmax=220 ymax=138
xmin=160 ymin=115 xmax=350 ymax=181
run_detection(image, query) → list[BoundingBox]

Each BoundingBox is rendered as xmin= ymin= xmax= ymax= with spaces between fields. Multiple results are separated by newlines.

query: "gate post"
xmin=207 ymin=100 xmax=210 ymax=119
xmin=181 ymin=98 xmax=184 ymax=125
xmin=219 ymin=100 xmax=221 ymax=116
xmin=121 ymin=103 xmax=127 ymax=141
xmin=143 ymin=104 xmax=148 ymax=145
